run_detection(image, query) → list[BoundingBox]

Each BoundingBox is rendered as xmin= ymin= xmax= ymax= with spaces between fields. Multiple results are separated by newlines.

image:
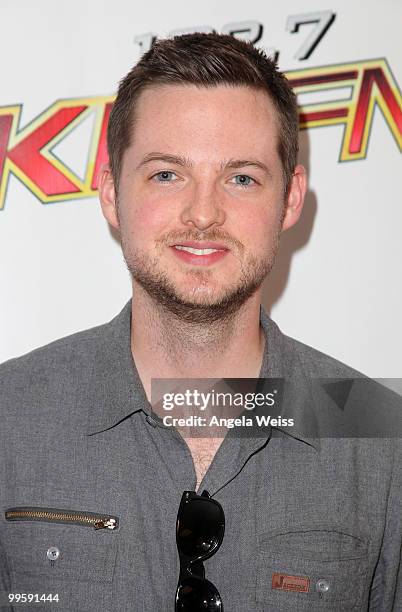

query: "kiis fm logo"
xmin=0 ymin=39 xmax=400 ymax=209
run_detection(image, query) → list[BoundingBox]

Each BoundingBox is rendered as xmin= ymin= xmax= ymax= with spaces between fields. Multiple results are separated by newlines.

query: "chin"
xmin=176 ymin=281 xmax=231 ymax=301
xmin=176 ymin=291 xmax=226 ymax=307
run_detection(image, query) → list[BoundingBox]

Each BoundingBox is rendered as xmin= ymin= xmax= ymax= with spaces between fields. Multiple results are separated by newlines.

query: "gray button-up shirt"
xmin=0 ymin=301 xmax=401 ymax=611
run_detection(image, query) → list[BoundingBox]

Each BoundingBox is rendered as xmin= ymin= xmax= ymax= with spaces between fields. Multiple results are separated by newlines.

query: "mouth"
xmin=170 ymin=242 xmax=229 ymax=266
xmin=174 ymin=245 xmax=225 ymax=255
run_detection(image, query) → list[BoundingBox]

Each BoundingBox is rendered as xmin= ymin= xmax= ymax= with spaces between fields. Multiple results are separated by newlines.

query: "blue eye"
xmin=233 ymin=175 xmax=254 ymax=186
xmin=153 ymin=171 xmax=176 ymax=182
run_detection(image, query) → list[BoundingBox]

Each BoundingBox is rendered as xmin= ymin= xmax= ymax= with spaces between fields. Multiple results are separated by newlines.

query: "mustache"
xmin=158 ymin=230 xmax=245 ymax=253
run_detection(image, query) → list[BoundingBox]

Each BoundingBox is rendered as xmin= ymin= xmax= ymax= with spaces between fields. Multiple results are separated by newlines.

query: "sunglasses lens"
xmin=177 ymin=498 xmax=224 ymax=557
xmin=176 ymin=577 xmax=223 ymax=611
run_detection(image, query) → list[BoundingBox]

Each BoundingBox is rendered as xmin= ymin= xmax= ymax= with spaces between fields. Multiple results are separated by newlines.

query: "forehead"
xmin=128 ymin=84 xmax=280 ymax=162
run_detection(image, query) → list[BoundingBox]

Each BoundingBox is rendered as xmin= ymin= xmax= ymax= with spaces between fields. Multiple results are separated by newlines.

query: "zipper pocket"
xmin=5 ymin=506 xmax=118 ymax=530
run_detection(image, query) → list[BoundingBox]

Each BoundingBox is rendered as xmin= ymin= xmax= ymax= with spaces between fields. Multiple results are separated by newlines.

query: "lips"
xmin=170 ymin=242 xmax=229 ymax=266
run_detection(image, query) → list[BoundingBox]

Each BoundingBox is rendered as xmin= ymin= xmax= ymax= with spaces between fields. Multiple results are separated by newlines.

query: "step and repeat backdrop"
xmin=0 ymin=0 xmax=401 ymax=376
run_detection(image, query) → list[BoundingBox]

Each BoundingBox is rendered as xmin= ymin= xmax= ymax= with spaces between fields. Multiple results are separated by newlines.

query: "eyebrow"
xmin=136 ymin=153 xmax=192 ymax=169
xmin=137 ymin=152 xmax=272 ymax=177
xmin=224 ymin=158 xmax=272 ymax=178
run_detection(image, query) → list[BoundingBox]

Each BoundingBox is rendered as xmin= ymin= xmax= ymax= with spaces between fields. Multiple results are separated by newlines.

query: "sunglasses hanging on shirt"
xmin=175 ymin=490 xmax=225 ymax=611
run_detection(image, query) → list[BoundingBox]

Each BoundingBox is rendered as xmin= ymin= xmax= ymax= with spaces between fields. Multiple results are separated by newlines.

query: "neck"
xmin=130 ymin=283 xmax=266 ymax=401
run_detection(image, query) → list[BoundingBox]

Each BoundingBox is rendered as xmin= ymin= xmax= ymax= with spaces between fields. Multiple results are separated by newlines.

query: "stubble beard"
xmin=121 ymin=237 xmax=280 ymax=325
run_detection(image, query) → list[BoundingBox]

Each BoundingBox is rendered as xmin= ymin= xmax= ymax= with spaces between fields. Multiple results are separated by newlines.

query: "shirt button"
xmin=46 ymin=546 xmax=60 ymax=561
xmin=316 ymin=578 xmax=330 ymax=593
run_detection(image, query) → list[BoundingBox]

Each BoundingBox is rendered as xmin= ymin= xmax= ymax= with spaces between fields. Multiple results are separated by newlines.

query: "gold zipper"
xmin=5 ymin=507 xmax=118 ymax=530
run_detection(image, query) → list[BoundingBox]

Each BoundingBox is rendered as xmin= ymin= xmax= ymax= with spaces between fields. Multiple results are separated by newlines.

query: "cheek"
xmin=119 ymin=195 xmax=173 ymax=242
xmin=239 ymin=209 xmax=282 ymax=251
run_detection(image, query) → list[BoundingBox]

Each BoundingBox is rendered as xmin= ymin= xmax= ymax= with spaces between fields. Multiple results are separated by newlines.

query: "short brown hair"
xmin=107 ymin=33 xmax=299 ymax=196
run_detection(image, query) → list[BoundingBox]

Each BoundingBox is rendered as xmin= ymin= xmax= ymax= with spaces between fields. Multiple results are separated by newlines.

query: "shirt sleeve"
xmin=369 ymin=439 xmax=402 ymax=610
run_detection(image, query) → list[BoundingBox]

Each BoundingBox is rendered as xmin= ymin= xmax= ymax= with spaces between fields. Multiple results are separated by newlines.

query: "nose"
xmin=179 ymin=180 xmax=226 ymax=231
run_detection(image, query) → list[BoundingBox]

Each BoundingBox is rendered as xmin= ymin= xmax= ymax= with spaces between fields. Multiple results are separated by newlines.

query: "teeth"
xmin=175 ymin=246 xmax=221 ymax=255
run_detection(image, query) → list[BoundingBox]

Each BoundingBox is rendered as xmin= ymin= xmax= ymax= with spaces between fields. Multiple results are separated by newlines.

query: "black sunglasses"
xmin=175 ymin=490 xmax=225 ymax=611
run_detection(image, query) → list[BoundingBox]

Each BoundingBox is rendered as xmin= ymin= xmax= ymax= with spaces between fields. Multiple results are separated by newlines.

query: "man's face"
xmin=100 ymin=84 xmax=305 ymax=323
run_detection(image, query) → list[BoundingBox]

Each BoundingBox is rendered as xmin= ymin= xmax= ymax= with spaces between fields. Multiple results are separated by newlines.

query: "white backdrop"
xmin=0 ymin=0 xmax=401 ymax=377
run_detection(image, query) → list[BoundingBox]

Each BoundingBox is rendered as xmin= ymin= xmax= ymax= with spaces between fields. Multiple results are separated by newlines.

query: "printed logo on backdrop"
xmin=0 ymin=11 xmax=401 ymax=209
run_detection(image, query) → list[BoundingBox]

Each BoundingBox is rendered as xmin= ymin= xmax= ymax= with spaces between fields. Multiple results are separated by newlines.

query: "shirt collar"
xmin=258 ymin=306 xmax=321 ymax=451
xmin=85 ymin=300 xmax=147 ymax=435
xmin=85 ymin=299 xmax=320 ymax=450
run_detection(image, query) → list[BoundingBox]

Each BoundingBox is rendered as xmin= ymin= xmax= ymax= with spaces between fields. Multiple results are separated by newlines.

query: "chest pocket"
xmin=256 ymin=526 xmax=369 ymax=611
xmin=3 ymin=506 xmax=118 ymax=612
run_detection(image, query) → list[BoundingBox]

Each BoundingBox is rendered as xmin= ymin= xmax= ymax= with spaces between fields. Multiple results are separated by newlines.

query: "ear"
xmin=98 ymin=163 xmax=120 ymax=231
xmin=281 ymin=164 xmax=307 ymax=232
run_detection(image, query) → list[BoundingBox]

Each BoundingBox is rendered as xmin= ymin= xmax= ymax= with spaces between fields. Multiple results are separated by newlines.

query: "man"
xmin=0 ymin=33 xmax=400 ymax=612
